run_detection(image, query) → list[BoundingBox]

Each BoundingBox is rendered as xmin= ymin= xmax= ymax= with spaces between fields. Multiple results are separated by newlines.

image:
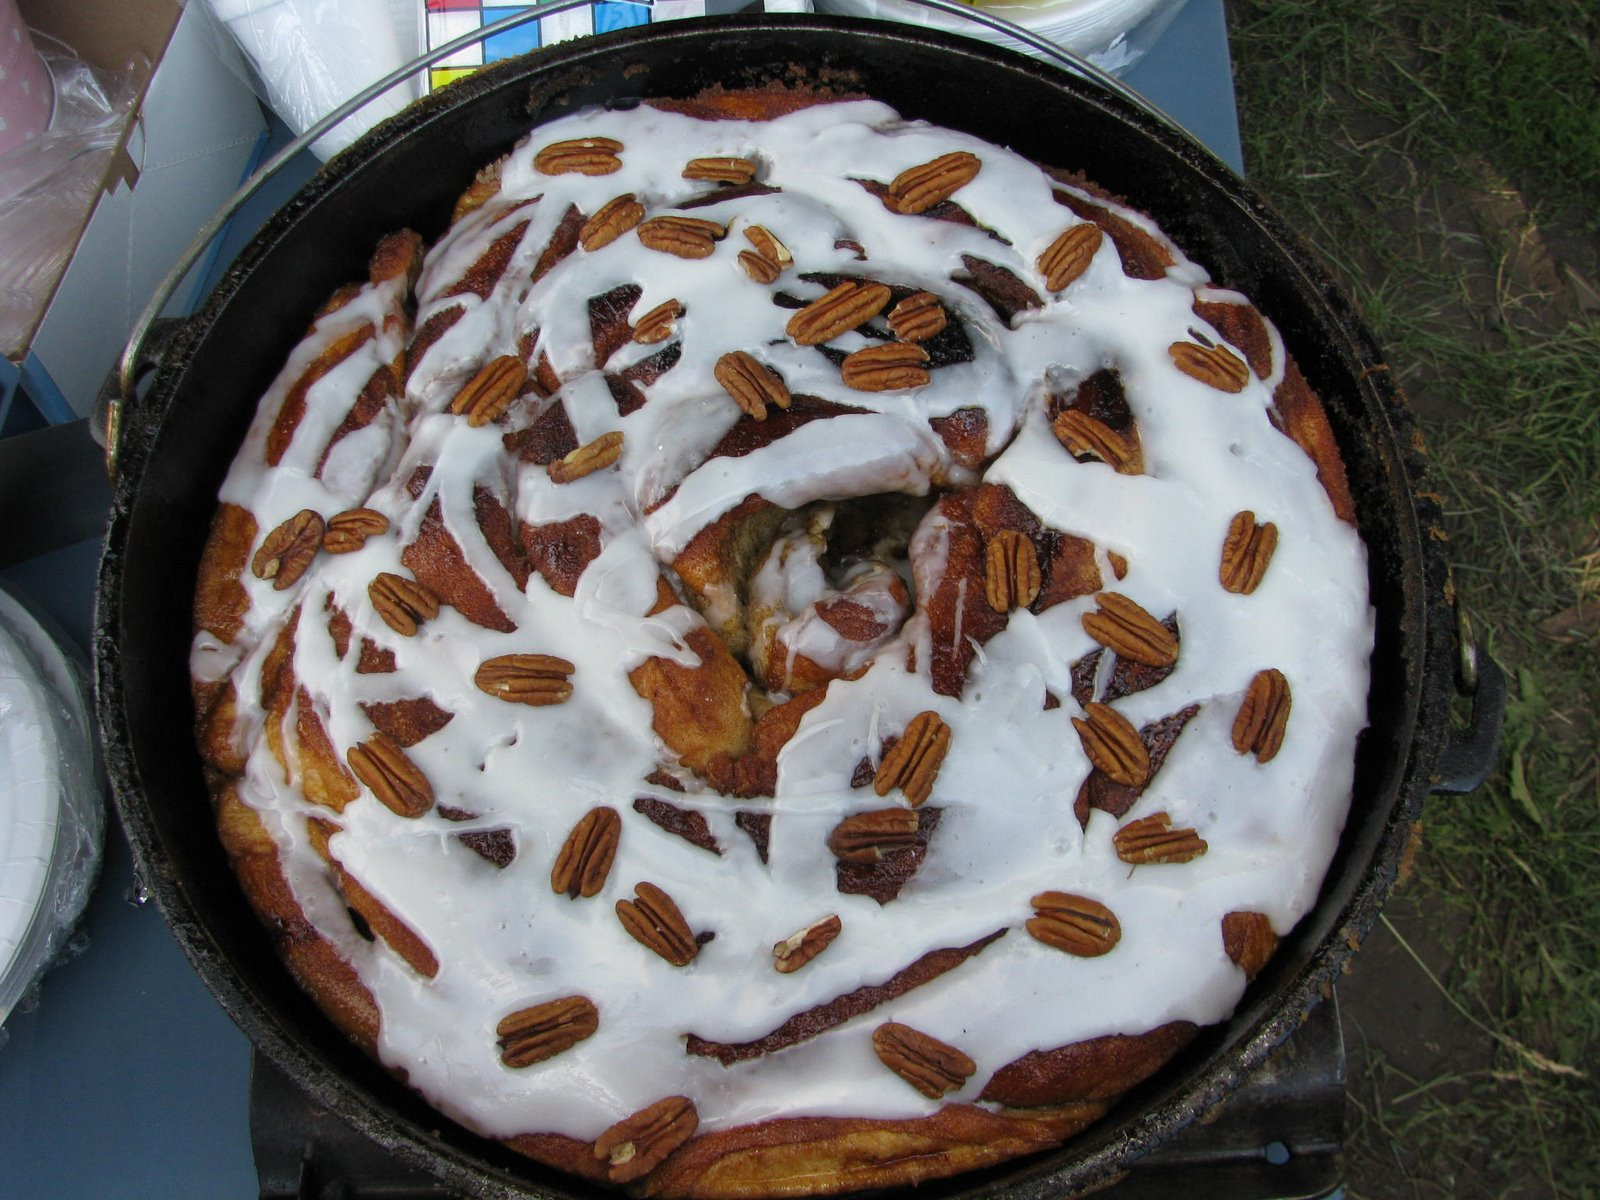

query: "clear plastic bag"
xmin=812 ymin=0 xmax=1192 ymax=72
xmin=0 ymin=585 xmax=105 ymax=1042
xmin=0 ymin=48 xmax=141 ymax=358
xmin=201 ymin=0 xmax=421 ymax=160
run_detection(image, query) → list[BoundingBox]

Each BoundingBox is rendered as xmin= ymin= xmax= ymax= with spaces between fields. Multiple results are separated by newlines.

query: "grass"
xmin=1227 ymin=2 xmax=1600 ymax=1196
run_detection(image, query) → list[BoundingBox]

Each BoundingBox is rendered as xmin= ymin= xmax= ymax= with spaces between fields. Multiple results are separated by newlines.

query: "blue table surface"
xmin=0 ymin=6 xmax=1238 ymax=1196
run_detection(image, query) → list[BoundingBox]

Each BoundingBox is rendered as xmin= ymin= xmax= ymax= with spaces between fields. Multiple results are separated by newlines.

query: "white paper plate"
xmin=0 ymin=587 xmax=101 ymax=1025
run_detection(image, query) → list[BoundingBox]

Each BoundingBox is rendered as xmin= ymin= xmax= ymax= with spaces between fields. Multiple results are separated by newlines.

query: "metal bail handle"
xmin=103 ymin=0 xmax=1183 ymax=479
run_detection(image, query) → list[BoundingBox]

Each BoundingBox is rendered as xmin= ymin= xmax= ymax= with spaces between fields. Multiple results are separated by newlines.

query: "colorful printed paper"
xmin=424 ymin=1 xmax=714 ymax=91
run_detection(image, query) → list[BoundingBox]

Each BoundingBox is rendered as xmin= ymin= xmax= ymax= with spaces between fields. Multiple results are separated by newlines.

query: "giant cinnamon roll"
xmin=191 ymin=86 xmax=1372 ymax=1196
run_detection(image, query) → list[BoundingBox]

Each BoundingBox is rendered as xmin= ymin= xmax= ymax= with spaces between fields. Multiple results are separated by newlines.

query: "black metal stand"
xmin=251 ymin=994 xmax=1344 ymax=1200
xmin=1102 ymin=994 xmax=1345 ymax=1199
xmin=251 ymin=1061 xmax=445 ymax=1199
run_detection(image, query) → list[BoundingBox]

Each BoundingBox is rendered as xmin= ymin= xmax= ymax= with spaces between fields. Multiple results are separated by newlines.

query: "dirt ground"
xmin=1306 ymin=155 xmax=1598 ymax=1200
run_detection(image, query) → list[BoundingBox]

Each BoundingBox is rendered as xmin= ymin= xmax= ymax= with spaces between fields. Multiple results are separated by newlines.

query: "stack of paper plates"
xmin=0 ymin=587 xmax=102 ymax=1030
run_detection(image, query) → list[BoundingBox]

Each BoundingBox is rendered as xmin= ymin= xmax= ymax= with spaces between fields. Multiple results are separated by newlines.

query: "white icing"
xmin=200 ymin=98 xmax=1374 ymax=1147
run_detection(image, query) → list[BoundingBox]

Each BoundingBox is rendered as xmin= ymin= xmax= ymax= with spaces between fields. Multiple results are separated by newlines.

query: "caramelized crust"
xmin=292 ymin=685 xmax=361 ymax=811
xmin=215 ymin=785 xmax=381 ymax=1054
xmin=979 ymin=1021 xmax=1200 ymax=1107
xmin=703 ymin=687 xmax=829 ymax=799
xmin=634 ymin=1103 xmax=1106 ymax=1199
xmin=194 ymin=679 xmax=245 ymax=776
xmin=1272 ymin=357 xmax=1357 ymax=524
xmin=194 ymin=502 xmax=256 ymax=644
xmin=646 ymin=83 xmax=862 ymax=123
xmin=402 ymin=497 xmax=518 ymax=633
xmin=628 ymin=624 xmax=754 ymax=775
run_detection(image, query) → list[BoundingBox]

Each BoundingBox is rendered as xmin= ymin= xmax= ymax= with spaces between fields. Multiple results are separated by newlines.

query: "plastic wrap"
xmin=0 ymin=48 xmax=141 ymax=359
xmin=813 ymin=0 xmax=1191 ymax=70
xmin=201 ymin=0 xmax=422 ymax=160
xmin=0 ymin=586 xmax=105 ymax=1042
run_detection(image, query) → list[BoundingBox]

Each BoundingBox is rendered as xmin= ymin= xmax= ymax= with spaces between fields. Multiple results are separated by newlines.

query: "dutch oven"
xmin=94 ymin=16 xmax=1503 ymax=1198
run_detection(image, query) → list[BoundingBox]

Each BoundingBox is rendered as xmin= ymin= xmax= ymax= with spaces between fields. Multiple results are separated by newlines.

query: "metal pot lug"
xmin=92 ymin=316 xmax=188 ymax=480
xmin=1428 ymin=605 xmax=1506 ymax=796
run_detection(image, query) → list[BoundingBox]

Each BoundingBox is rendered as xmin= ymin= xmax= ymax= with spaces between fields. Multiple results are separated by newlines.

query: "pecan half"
xmin=683 ymin=156 xmax=757 ymax=184
xmin=637 ymin=215 xmax=726 ymax=259
xmin=873 ymin=711 xmax=951 ymax=808
xmin=1052 ymin=409 xmax=1141 ymax=474
xmin=497 ymin=995 xmax=599 ymax=1067
xmin=323 ymin=508 xmax=389 ymax=554
xmin=616 ymin=882 xmax=699 ymax=966
xmin=1220 ymin=510 xmax=1279 ymax=594
xmin=474 ymin=653 xmax=575 ymax=706
xmin=1081 ymin=592 xmax=1178 ymax=667
xmin=1037 ymin=223 xmax=1103 ymax=291
xmin=827 ymin=808 xmax=920 ymax=862
xmin=548 ymin=430 xmax=624 ymax=484
xmin=984 ymin=530 xmax=1042 ymax=612
xmin=1232 ymin=668 xmax=1291 ymax=762
xmin=593 ymin=1096 xmax=698 ymax=1184
xmin=632 ymin=298 xmax=683 ymax=345
xmin=886 ymin=151 xmax=982 ymax=215
xmin=369 ymin=572 xmax=440 ymax=636
xmin=737 ymin=250 xmax=782 ymax=284
xmin=1071 ymin=702 xmax=1151 ymax=787
xmin=551 ymin=806 xmax=621 ymax=898
xmin=1113 ymin=811 xmax=1208 ymax=864
xmin=1169 ymin=340 xmax=1251 ymax=392
xmin=773 ymin=914 xmax=842 ymax=974
xmin=785 ymin=280 xmax=892 ymax=346
xmin=872 ymin=1022 xmax=976 ymax=1098
xmin=715 ymin=351 xmax=791 ymax=420
xmin=840 ymin=341 xmax=930 ymax=391
xmin=252 ymin=510 xmax=324 ymax=589
xmin=744 ymin=225 xmax=792 ymax=268
xmin=449 ymin=354 xmax=526 ymax=427
xmin=346 ymin=731 xmax=434 ymax=818
xmin=580 ymin=193 xmax=646 ymax=251
xmin=535 ymin=137 xmax=623 ymax=176
xmin=887 ymin=291 xmax=947 ymax=342
xmin=1026 ymin=891 xmax=1122 ymax=957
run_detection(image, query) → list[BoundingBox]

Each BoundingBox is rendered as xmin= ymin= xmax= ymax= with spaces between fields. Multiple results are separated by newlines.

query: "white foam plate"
xmin=0 ymin=588 xmax=92 ymax=1018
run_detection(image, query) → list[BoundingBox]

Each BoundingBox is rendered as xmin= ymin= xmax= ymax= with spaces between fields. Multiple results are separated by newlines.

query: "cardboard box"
xmin=0 ymin=0 xmax=266 ymax=433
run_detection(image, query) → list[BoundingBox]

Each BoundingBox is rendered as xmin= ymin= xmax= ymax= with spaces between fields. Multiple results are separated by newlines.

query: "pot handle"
xmin=100 ymin=0 xmax=593 ymax=480
xmin=92 ymin=317 xmax=188 ymax=479
xmin=1430 ymin=606 xmax=1506 ymax=796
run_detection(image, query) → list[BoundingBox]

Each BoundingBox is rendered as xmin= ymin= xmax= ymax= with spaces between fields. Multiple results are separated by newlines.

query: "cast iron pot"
xmin=95 ymin=16 xmax=1497 ymax=1199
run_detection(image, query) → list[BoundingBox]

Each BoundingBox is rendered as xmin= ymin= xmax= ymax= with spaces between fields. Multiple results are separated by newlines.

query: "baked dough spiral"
xmin=191 ymin=87 xmax=1371 ymax=1196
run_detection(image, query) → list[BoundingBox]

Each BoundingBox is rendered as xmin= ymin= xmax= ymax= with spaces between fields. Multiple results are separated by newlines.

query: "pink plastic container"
xmin=0 ymin=0 xmax=52 ymax=157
